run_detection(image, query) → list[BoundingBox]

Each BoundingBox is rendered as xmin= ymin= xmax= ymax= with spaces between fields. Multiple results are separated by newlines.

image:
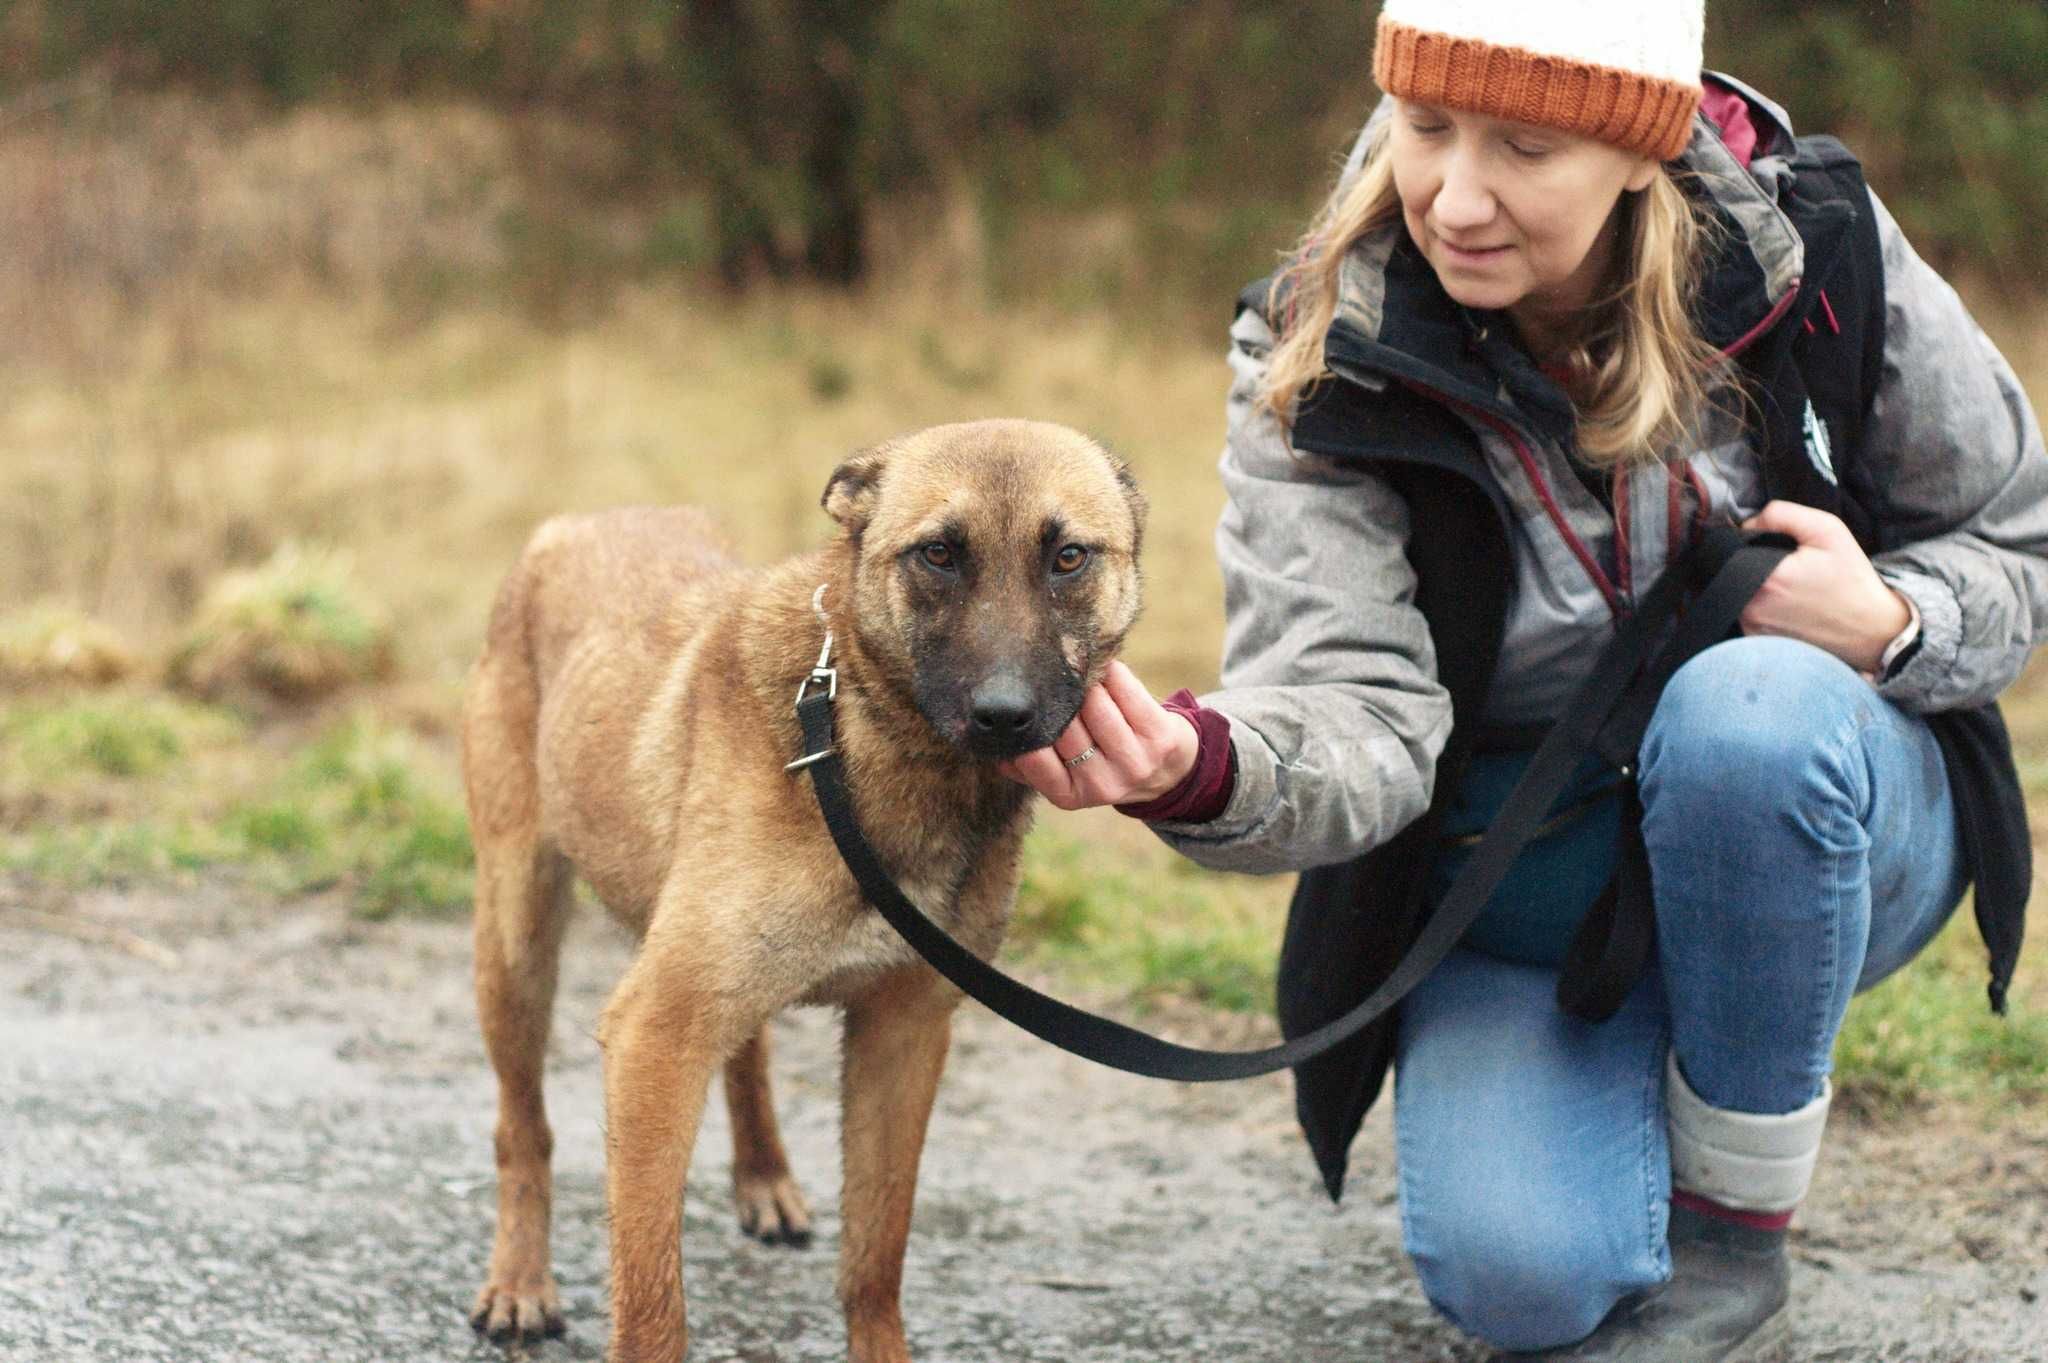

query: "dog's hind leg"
xmin=723 ymin=1026 xmax=814 ymax=1247
xmin=837 ymin=968 xmax=960 ymax=1363
xmin=465 ymin=658 xmax=574 ymax=1342
xmin=471 ymin=845 xmax=572 ymax=1341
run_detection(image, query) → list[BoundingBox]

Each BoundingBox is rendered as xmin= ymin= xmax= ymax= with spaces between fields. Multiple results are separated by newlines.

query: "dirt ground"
xmin=1 ymin=878 xmax=2043 ymax=1363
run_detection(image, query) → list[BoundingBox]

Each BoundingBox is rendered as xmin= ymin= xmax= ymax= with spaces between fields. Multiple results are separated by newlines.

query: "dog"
xmin=461 ymin=418 xmax=1145 ymax=1362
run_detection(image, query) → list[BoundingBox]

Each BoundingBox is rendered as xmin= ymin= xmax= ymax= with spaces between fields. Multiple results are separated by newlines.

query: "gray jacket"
xmin=1157 ymin=90 xmax=2048 ymax=876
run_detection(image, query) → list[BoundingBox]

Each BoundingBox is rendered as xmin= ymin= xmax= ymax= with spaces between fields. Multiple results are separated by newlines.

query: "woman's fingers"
xmin=1733 ymin=502 xmax=1910 ymax=671
xmin=1742 ymin=499 xmax=1847 ymax=549
xmin=995 ymin=662 xmax=1199 ymax=810
xmin=1100 ymin=661 xmax=1173 ymax=741
xmin=1002 ymin=743 xmax=1078 ymax=805
xmin=1077 ymin=685 xmax=1147 ymax=773
xmin=1051 ymin=712 xmax=1096 ymax=765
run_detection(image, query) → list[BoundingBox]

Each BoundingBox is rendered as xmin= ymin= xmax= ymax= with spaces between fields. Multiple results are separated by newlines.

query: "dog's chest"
xmin=798 ymin=840 xmax=1009 ymax=1004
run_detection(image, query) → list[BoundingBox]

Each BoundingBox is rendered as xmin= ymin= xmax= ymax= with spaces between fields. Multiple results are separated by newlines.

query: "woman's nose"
xmin=1432 ymin=157 xmax=1496 ymax=231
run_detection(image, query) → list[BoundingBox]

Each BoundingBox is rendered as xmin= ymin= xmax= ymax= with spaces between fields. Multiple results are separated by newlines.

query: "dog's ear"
xmin=822 ymin=442 xmax=895 ymax=536
xmin=1104 ymin=446 xmax=1148 ymax=556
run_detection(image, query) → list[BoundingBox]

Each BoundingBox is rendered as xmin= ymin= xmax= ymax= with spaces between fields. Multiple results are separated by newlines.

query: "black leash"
xmin=795 ymin=528 xmax=1793 ymax=1082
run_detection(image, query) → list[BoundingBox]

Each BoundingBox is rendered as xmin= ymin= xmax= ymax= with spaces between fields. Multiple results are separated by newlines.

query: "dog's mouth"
xmin=924 ymin=675 xmax=1083 ymax=763
xmin=960 ymin=721 xmax=1067 ymax=762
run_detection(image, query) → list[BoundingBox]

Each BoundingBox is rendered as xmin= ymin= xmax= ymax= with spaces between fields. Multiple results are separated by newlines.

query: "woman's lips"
xmin=1437 ymin=236 xmax=1511 ymax=265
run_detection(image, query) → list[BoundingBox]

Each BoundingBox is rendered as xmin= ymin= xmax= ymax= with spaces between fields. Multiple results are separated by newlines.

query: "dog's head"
xmin=821 ymin=419 xmax=1146 ymax=761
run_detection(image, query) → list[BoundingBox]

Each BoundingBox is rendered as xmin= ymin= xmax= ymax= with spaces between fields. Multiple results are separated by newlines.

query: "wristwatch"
xmin=1876 ymin=587 xmax=1923 ymax=683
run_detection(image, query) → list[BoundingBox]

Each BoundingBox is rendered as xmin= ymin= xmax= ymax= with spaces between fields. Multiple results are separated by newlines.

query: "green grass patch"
xmin=261 ymin=714 xmax=474 ymax=917
xmin=1010 ymin=821 xmax=1289 ymax=1014
xmin=0 ymin=693 xmax=244 ymax=783
xmin=1834 ymin=909 xmax=2048 ymax=1111
xmin=224 ymin=800 xmax=328 ymax=855
xmin=0 ymin=699 xmax=472 ymax=918
xmin=1 ymin=819 xmax=233 ymax=884
xmin=6 ymin=683 xmax=2042 ymax=1118
xmin=355 ymin=795 xmax=473 ymax=919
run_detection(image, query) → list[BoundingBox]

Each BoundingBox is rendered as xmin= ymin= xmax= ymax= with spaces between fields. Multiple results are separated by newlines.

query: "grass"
xmin=280 ymin=717 xmax=474 ymax=916
xmin=0 ymin=696 xmax=472 ymax=919
xmin=8 ymin=680 xmax=2036 ymax=1116
xmin=3 ymin=820 xmax=235 ymax=885
xmin=0 ymin=602 xmax=136 ymax=687
xmin=1010 ymin=815 xmax=1291 ymax=1013
xmin=0 ymin=692 xmax=241 ymax=784
xmin=1835 ymin=908 xmax=2048 ymax=1111
xmin=167 ymin=544 xmax=394 ymax=702
xmin=0 ymin=280 xmax=1240 ymax=696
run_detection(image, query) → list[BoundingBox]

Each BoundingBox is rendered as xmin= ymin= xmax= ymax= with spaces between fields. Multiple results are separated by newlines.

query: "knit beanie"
xmin=1372 ymin=0 xmax=1706 ymax=162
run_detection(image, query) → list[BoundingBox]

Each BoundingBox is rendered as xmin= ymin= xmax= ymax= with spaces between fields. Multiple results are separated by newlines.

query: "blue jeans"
xmin=1393 ymin=638 xmax=1966 ymax=1353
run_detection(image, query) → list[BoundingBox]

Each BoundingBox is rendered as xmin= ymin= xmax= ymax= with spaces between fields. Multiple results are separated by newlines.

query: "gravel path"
xmin=2 ymin=880 xmax=2043 ymax=1362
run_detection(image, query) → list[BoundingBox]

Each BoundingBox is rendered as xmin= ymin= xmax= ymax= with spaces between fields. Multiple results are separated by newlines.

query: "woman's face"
xmin=1389 ymin=100 xmax=1658 ymax=334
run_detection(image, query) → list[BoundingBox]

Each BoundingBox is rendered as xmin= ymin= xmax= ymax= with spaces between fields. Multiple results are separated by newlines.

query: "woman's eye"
xmin=921 ymin=542 xmax=954 ymax=570
xmin=1053 ymin=544 xmax=1089 ymax=574
xmin=1507 ymin=141 xmax=1551 ymax=160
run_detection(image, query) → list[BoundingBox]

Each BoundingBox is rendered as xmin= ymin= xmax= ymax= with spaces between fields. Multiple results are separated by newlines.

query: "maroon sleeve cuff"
xmin=1114 ymin=689 xmax=1237 ymax=824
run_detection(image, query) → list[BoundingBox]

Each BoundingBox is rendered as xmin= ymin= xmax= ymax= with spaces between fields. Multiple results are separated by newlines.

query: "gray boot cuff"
xmin=1666 ymin=1051 xmax=1830 ymax=1214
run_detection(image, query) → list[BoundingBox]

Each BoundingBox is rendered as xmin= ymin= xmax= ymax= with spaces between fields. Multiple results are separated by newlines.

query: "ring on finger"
xmin=1063 ymin=746 xmax=1099 ymax=768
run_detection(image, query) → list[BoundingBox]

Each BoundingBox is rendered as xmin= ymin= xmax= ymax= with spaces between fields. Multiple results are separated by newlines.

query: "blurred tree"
xmin=1707 ymin=0 xmax=2048 ymax=286
xmin=668 ymin=0 xmax=878 ymax=285
xmin=3 ymin=0 xmax=2040 ymax=291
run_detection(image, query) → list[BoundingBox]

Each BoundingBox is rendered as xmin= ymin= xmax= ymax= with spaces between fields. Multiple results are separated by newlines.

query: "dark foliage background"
xmin=3 ymin=0 xmax=2042 ymax=294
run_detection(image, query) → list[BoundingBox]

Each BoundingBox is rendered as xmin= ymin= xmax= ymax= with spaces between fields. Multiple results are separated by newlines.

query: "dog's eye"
xmin=1053 ymin=545 xmax=1088 ymax=574
xmin=920 ymin=542 xmax=955 ymax=570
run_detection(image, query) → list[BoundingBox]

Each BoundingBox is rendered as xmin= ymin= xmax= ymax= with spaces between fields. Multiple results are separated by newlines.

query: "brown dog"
xmin=461 ymin=419 xmax=1145 ymax=1362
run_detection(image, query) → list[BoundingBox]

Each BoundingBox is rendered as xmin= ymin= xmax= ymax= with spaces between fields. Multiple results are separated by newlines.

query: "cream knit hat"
xmin=1372 ymin=0 xmax=1706 ymax=162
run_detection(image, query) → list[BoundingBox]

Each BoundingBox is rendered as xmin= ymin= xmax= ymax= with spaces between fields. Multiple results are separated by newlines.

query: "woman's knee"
xmin=1406 ymin=1203 xmax=1654 ymax=1352
xmin=1639 ymin=637 xmax=1873 ymax=821
xmin=1394 ymin=952 xmax=1671 ymax=1349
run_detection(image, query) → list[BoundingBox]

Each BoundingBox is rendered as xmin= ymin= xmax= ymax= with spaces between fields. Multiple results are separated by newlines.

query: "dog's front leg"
xmin=598 ymin=953 xmax=732 ymax=1363
xmin=837 ymin=967 xmax=959 ymax=1363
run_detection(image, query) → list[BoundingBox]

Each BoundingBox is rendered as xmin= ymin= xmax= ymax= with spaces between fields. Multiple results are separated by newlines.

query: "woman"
xmin=1000 ymin=2 xmax=2048 ymax=1358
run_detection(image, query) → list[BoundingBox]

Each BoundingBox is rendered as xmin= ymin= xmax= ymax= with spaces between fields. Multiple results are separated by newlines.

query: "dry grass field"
xmin=3 ymin=92 xmax=2045 ymax=1108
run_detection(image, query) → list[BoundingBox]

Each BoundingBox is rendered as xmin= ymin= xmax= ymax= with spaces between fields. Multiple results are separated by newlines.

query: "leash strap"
xmin=1559 ymin=526 xmax=1798 ymax=1021
xmin=797 ymin=528 xmax=1792 ymax=1082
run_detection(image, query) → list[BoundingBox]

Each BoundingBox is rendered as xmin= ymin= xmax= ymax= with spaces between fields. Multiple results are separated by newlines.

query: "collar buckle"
xmin=793 ymin=583 xmax=839 ymax=710
xmin=795 ymin=650 xmax=837 ymax=709
xmin=786 ymin=584 xmax=839 ymax=772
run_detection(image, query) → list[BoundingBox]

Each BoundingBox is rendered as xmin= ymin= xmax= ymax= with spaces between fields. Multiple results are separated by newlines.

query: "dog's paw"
xmin=734 ymin=1171 xmax=814 ymax=1248
xmin=469 ymin=1273 xmax=566 ymax=1345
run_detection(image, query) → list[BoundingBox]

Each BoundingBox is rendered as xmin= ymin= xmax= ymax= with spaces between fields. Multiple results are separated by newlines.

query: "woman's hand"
xmin=1739 ymin=501 xmax=1912 ymax=674
xmin=996 ymin=661 xmax=1199 ymax=810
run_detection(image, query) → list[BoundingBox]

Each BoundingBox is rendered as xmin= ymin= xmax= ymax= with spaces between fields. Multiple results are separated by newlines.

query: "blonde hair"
xmin=1261 ymin=127 xmax=1730 ymax=471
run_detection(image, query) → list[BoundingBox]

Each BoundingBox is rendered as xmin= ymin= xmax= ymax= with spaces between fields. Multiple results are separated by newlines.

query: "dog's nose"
xmin=968 ymin=679 xmax=1037 ymax=739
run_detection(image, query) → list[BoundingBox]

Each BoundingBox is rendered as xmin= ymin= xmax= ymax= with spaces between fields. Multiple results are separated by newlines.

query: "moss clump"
xmin=169 ymin=545 xmax=394 ymax=703
xmin=0 ymin=603 xmax=136 ymax=689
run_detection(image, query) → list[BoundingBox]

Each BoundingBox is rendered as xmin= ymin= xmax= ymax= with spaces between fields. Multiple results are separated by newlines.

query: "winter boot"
xmin=1492 ymin=1051 xmax=1827 ymax=1361
xmin=1492 ymin=1202 xmax=1790 ymax=1360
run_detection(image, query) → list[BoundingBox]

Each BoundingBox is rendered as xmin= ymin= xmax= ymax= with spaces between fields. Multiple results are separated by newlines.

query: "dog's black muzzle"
xmin=939 ymin=666 xmax=1082 ymax=761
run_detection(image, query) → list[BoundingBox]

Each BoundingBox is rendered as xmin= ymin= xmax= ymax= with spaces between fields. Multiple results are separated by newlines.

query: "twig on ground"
xmin=1 ymin=906 xmax=182 ymax=969
xmin=1018 ymin=1276 xmax=1126 ymax=1293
